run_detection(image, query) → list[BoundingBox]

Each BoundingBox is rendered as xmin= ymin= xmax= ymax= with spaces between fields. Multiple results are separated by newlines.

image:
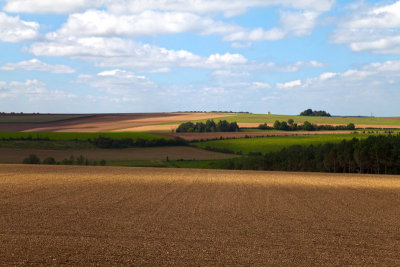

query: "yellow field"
xmin=1 ymin=165 xmax=400 ymax=265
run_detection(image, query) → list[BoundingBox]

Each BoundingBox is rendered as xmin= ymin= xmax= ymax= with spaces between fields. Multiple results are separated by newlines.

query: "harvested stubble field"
xmin=1 ymin=165 xmax=400 ymax=266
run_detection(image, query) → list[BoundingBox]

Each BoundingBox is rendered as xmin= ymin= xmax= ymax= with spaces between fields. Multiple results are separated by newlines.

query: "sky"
xmin=0 ymin=0 xmax=399 ymax=116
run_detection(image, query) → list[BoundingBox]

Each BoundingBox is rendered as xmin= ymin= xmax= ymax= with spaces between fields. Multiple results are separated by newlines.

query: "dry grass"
xmin=0 ymin=146 xmax=235 ymax=163
xmin=1 ymin=165 xmax=400 ymax=266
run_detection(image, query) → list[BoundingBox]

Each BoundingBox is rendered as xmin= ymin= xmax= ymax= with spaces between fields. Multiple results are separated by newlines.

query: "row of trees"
xmin=91 ymin=137 xmax=187 ymax=149
xmin=176 ymin=120 xmax=239 ymax=133
xmin=216 ymin=134 xmax=400 ymax=174
xmin=23 ymin=154 xmax=106 ymax=166
xmin=260 ymin=119 xmax=355 ymax=131
xmin=300 ymin=109 xmax=331 ymax=117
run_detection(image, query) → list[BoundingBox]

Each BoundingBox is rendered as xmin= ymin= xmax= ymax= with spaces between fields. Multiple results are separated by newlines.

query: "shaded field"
xmin=0 ymin=131 xmax=168 ymax=141
xmin=193 ymin=133 xmax=368 ymax=154
xmin=1 ymin=165 xmax=399 ymax=266
xmin=0 ymin=146 xmax=235 ymax=163
xmin=0 ymin=114 xmax=93 ymax=124
xmin=162 ymin=130 xmax=354 ymax=141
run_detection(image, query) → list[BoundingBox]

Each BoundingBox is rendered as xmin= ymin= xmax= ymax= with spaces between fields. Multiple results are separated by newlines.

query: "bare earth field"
xmin=161 ymin=131 xmax=353 ymax=141
xmin=18 ymin=113 xmax=233 ymax=133
xmin=0 ymin=146 xmax=235 ymax=163
xmin=1 ymin=165 xmax=399 ymax=266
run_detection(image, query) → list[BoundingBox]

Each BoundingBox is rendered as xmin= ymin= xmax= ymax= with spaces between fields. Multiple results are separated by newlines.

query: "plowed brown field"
xmin=18 ymin=113 xmax=233 ymax=132
xmin=1 ymin=165 xmax=400 ymax=266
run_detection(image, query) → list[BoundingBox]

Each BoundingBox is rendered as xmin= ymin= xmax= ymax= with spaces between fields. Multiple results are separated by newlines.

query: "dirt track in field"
xmin=1 ymin=165 xmax=400 ymax=266
xmin=17 ymin=113 xmax=233 ymax=133
xmin=0 ymin=146 xmax=235 ymax=163
xmin=160 ymin=131 xmax=354 ymax=141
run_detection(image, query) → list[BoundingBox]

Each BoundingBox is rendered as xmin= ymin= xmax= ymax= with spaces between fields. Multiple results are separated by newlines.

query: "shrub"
xmin=22 ymin=154 xmax=41 ymax=164
xmin=42 ymin=157 xmax=56 ymax=165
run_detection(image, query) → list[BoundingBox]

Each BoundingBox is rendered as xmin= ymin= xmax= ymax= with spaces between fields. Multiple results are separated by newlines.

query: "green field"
xmin=0 ymin=132 xmax=169 ymax=141
xmin=0 ymin=114 xmax=93 ymax=123
xmin=168 ymin=113 xmax=400 ymax=126
xmin=193 ymin=133 xmax=371 ymax=154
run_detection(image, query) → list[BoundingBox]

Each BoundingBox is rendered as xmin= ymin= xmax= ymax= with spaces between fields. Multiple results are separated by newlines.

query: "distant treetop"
xmin=300 ymin=109 xmax=331 ymax=117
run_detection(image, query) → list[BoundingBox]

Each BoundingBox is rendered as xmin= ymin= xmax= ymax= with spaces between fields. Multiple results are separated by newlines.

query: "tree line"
xmin=176 ymin=120 xmax=239 ymax=133
xmin=300 ymin=109 xmax=331 ymax=117
xmin=259 ymin=119 xmax=355 ymax=131
xmin=91 ymin=137 xmax=187 ymax=149
xmin=23 ymin=154 xmax=106 ymax=166
xmin=214 ymin=134 xmax=400 ymax=174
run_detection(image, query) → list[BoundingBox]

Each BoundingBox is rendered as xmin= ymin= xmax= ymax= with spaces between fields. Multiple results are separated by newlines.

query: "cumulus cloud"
xmin=224 ymin=10 xmax=323 ymax=42
xmin=277 ymin=80 xmax=302 ymax=89
xmin=332 ymin=1 xmax=400 ymax=54
xmin=270 ymin=60 xmax=400 ymax=115
xmin=55 ymin=10 xmax=241 ymax=37
xmin=107 ymin=0 xmax=334 ymax=16
xmin=3 ymin=0 xmax=334 ymax=15
xmin=0 ymin=12 xmax=39 ymax=42
xmin=276 ymin=60 xmax=400 ymax=90
xmin=3 ymin=0 xmax=104 ymax=14
xmin=0 ymin=59 xmax=75 ymax=73
xmin=3 ymin=0 xmax=334 ymax=45
xmin=29 ymin=36 xmax=248 ymax=71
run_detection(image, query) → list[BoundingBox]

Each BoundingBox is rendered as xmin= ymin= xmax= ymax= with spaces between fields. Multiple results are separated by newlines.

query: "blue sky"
xmin=0 ymin=0 xmax=399 ymax=116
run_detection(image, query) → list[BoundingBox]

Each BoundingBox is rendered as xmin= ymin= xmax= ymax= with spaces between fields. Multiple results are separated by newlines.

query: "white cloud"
xmin=205 ymin=53 xmax=247 ymax=65
xmin=254 ymin=60 xmax=325 ymax=72
xmin=107 ymin=0 xmax=334 ymax=16
xmin=29 ymin=36 xmax=248 ymax=71
xmin=280 ymin=10 xmax=319 ymax=36
xmin=270 ymin=60 xmax=400 ymax=116
xmin=78 ymin=69 xmax=156 ymax=95
xmin=332 ymin=1 xmax=400 ymax=54
xmin=252 ymin=82 xmax=271 ymax=89
xmin=0 ymin=12 xmax=39 ymax=42
xmin=0 ymin=59 xmax=75 ymax=73
xmin=277 ymin=60 xmax=400 ymax=90
xmin=223 ymin=9 xmax=323 ymax=42
xmin=55 ymin=9 xmax=241 ymax=37
xmin=3 ymin=0 xmax=103 ymax=14
xmin=0 ymin=80 xmax=76 ymax=101
xmin=277 ymin=79 xmax=302 ymax=89
xmin=3 ymin=0 xmax=333 ymax=15
xmin=224 ymin=27 xmax=285 ymax=42
xmin=212 ymin=70 xmax=250 ymax=77
xmin=3 ymin=0 xmax=334 ymax=45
